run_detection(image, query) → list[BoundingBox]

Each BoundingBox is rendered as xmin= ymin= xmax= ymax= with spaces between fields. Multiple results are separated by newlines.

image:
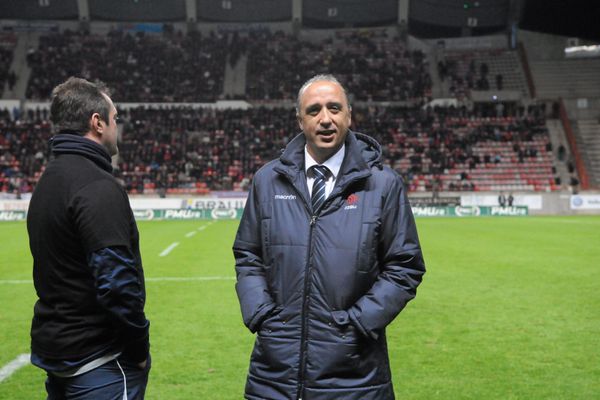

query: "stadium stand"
xmin=437 ymin=48 xmax=529 ymax=99
xmin=245 ymin=30 xmax=432 ymax=101
xmin=530 ymin=59 xmax=600 ymax=100
xmin=574 ymin=119 xmax=600 ymax=187
xmin=0 ymin=103 xmax=558 ymax=195
xmin=357 ymin=104 xmax=557 ymax=192
xmin=0 ymin=33 xmax=17 ymax=95
xmin=116 ymin=106 xmax=296 ymax=194
xmin=0 ymin=0 xmax=596 ymax=196
xmin=26 ymin=30 xmax=228 ymax=102
xmin=0 ymin=108 xmax=51 ymax=196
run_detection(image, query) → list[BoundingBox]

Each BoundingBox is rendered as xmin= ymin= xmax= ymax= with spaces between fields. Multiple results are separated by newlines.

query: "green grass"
xmin=1 ymin=216 xmax=599 ymax=399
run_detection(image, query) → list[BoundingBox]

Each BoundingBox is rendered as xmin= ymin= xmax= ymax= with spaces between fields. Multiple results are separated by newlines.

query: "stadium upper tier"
xmin=0 ymin=105 xmax=559 ymax=195
xmin=245 ymin=30 xmax=431 ymax=101
xmin=18 ymin=29 xmax=432 ymax=103
xmin=0 ymin=33 xmax=16 ymax=94
xmin=26 ymin=30 xmax=228 ymax=102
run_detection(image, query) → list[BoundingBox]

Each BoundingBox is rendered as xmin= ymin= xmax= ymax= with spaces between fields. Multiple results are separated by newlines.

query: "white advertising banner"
xmin=570 ymin=195 xmax=600 ymax=210
xmin=127 ymin=197 xmax=248 ymax=211
xmin=0 ymin=200 xmax=29 ymax=211
xmin=460 ymin=194 xmax=542 ymax=210
xmin=183 ymin=197 xmax=247 ymax=210
xmin=128 ymin=197 xmax=184 ymax=210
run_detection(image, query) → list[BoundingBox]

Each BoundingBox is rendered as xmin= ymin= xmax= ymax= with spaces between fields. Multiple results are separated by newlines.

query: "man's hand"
xmin=137 ymin=359 xmax=147 ymax=369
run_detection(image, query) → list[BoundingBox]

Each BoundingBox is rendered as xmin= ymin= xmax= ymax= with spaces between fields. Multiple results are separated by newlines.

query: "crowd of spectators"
xmin=0 ymin=108 xmax=52 ymax=196
xmin=0 ymin=28 xmax=570 ymax=196
xmin=116 ymin=106 xmax=297 ymax=193
xmin=19 ymin=28 xmax=433 ymax=103
xmin=351 ymin=103 xmax=555 ymax=191
xmin=26 ymin=29 xmax=228 ymax=102
xmin=1 ymin=104 xmax=559 ymax=196
xmin=245 ymin=30 xmax=432 ymax=102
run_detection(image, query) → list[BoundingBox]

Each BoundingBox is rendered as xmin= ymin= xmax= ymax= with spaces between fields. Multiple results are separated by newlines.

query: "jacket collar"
xmin=50 ymin=132 xmax=113 ymax=173
xmin=274 ymin=130 xmax=381 ymax=197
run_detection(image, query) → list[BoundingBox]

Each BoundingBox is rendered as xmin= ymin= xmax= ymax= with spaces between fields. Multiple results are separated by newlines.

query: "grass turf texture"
xmin=0 ymin=216 xmax=599 ymax=399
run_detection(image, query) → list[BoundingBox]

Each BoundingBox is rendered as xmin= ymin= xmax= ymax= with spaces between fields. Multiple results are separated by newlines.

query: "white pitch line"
xmin=0 ymin=280 xmax=31 ymax=285
xmin=197 ymin=221 xmax=215 ymax=231
xmin=0 ymin=353 xmax=30 ymax=383
xmin=159 ymin=242 xmax=179 ymax=257
xmin=185 ymin=231 xmax=197 ymax=238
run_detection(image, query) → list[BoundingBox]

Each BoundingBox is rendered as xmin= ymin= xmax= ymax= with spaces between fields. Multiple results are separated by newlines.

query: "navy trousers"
xmin=45 ymin=357 xmax=150 ymax=400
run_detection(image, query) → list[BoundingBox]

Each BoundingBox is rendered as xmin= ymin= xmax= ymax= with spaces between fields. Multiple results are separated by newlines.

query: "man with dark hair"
xmin=27 ymin=77 xmax=150 ymax=399
xmin=234 ymin=74 xmax=425 ymax=399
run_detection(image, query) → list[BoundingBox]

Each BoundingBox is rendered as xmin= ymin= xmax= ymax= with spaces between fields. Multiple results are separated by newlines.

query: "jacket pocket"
xmin=308 ymin=310 xmax=384 ymax=386
xmin=310 ymin=310 xmax=390 ymax=386
xmin=258 ymin=304 xmax=283 ymax=334
xmin=250 ymin=334 xmax=296 ymax=382
xmin=357 ymin=221 xmax=377 ymax=273
xmin=251 ymin=306 xmax=298 ymax=382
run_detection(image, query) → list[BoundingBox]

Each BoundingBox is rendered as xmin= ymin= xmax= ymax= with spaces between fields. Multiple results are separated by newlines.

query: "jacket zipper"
xmin=297 ymin=214 xmax=317 ymax=400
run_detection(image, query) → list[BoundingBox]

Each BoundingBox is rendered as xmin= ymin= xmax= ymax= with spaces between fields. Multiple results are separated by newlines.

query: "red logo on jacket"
xmin=346 ymin=194 xmax=358 ymax=205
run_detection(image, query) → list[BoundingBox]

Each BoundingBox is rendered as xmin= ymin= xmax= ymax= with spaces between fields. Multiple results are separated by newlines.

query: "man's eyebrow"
xmin=305 ymin=104 xmax=322 ymax=113
xmin=327 ymin=102 xmax=343 ymax=108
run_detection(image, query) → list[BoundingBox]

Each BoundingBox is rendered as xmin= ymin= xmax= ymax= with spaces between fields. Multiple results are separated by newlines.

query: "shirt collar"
xmin=304 ymin=144 xmax=345 ymax=179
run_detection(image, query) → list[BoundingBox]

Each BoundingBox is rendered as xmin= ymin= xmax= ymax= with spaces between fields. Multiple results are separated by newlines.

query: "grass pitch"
xmin=0 ymin=216 xmax=599 ymax=399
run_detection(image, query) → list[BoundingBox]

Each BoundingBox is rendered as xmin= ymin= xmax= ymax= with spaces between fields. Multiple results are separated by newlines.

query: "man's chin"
xmin=317 ymin=142 xmax=342 ymax=156
xmin=317 ymin=135 xmax=337 ymax=145
xmin=107 ymin=145 xmax=118 ymax=158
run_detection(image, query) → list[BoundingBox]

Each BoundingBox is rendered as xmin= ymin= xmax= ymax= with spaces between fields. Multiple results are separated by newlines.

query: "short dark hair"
xmin=50 ymin=77 xmax=112 ymax=134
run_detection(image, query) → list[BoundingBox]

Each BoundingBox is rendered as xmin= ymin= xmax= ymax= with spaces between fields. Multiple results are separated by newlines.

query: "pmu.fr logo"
xmin=345 ymin=194 xmax=358 ymax=210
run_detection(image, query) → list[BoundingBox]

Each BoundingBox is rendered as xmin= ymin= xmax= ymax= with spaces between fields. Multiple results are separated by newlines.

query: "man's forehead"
xmin=304 ymin=80 xmax=341 ymax=94
xmin=301 ymin=81 xmax=347 ymax=104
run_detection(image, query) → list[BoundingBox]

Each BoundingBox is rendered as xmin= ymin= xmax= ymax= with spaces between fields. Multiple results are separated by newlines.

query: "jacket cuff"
xmin=121 ymin=339 xmax=149 ymax=364
xmin=348 ymin=308 xmax=379 ymax=340
xmin=248 ymin=302 xmax=276 ymax=333
xmin=120 ymin=322 xmax=150 ymax=363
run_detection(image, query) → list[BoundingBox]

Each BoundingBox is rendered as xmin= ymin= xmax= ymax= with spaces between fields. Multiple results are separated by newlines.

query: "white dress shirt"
xmin=305 ymin=144 xmax=345 ymax=199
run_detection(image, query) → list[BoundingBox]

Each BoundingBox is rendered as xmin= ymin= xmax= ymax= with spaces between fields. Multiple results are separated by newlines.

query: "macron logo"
xmin=275 ymin=194 xmax=297 ymax=200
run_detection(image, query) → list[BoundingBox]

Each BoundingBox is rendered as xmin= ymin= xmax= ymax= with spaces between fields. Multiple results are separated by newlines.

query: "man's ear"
xmin=347 ymin=105 xmax=352 ymax=127
xmin=297 ymin=113 xmax=303 ymax=131
xmin=90 ymin=112 xmax=103 ymax=134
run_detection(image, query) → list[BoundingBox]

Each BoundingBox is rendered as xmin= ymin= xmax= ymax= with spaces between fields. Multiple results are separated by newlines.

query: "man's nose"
xmin=319 ymin=110 xmax=332 ymax=126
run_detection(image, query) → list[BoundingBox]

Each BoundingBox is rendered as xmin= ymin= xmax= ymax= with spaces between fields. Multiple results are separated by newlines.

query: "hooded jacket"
xmin=234 ymin=131 xmax=425 ymax=400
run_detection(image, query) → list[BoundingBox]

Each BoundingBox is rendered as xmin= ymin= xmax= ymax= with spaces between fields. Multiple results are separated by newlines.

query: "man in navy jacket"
xmin=27 ymin=77 xmax=150 ymax=399
xmin=234 ymin=74 xmax=425 ymax=399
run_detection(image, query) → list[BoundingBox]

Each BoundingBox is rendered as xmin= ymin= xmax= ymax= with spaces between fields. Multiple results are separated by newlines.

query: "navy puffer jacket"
xmin=234 ymin=131 xmax=425 ymax=400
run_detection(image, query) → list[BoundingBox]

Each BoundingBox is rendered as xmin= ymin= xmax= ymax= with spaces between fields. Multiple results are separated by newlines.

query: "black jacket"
xmin=234 ymin=131 xmax=425 ymax=399
xmin=27 ymin=136 xmax=149 ymax=367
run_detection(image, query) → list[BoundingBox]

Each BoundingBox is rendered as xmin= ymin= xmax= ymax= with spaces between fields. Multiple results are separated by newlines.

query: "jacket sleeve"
xmin=88 ymin=246 xmax=150 ymax=363
xmin=348 ymin=173 xmax=425 ymax=340
xmin=233 ymin=178 xmax=276 ymax=333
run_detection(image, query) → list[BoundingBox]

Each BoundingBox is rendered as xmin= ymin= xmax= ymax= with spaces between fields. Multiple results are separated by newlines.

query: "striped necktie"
xmin=310 ymin=165 xmax=329 ymax=212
